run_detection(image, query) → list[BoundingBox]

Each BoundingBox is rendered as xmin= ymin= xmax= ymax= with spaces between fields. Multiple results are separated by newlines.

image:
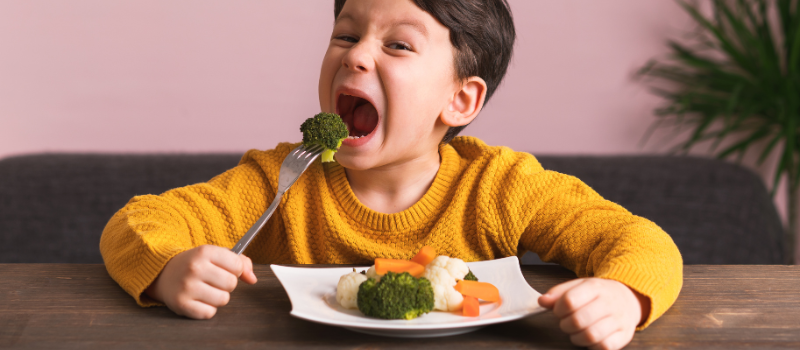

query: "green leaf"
xmin=678 ymin=0 xmax=755 ymax=74
xmin=771 ymin=145 xmax=788 ymax=195
xmin=758 ymin=133 xmax=783 ymax=164
xmin=788 ymin=20 xmax=800 ymax=74
xmin=717 ymin=124 xmax=772 ymax=159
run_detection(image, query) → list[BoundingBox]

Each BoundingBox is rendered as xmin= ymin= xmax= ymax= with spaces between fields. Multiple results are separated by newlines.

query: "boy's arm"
xmin=99 ymin=156 xmax=276 ymax=306
xmin=515 ymin=170 xmax=683 ymax=329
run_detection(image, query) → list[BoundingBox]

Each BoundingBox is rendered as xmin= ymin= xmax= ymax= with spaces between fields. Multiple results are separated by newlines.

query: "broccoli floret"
xmin=464 ymin=270 xmax=478 ymax=281
xmin=300 ymin=112 xmax=348 ymax=162
xmin=357 ymin=272 xmax=434 ymax=320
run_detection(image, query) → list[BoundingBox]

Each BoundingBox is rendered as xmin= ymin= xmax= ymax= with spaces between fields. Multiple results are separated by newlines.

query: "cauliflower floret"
xmin=443 ymin=284 xmax=465 ymax=311
xmin=422 ymin=256 xmax=465 ymax=311
xmin=336 ymin=271 xmax=368 ymax=309
xmin=426 ymin=256 xmax=469 ymax=280
xmin=426 ymin=255 xmax=450 ymax=271
xmin=444 ymin=257 xmax=469 ymax=281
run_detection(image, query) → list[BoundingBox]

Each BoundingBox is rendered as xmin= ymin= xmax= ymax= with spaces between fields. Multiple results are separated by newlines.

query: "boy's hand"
xmin=538 ymin=278 xmax=649 ymax=350
xmin=144 ymin=245 xmax=257 ymax=319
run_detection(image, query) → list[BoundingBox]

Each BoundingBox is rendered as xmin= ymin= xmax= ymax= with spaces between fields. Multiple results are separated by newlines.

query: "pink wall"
xmin=0 ymin=0 xmax=691 ymax=157
xmin=2 ymin=1 xmax=795 ymax=257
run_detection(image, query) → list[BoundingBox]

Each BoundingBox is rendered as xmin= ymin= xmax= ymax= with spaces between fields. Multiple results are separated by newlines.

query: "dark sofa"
xmin=0 ymin=153 xmax=784 ymax=264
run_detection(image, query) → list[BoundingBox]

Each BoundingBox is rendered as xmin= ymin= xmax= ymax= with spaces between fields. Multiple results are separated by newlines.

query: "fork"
xmin=231 ymin=144 xmax=325 ymax=255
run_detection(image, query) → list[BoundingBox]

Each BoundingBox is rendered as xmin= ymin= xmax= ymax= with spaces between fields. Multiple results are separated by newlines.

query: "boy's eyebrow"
xmin=391 ymin=19 xmax=429 ymax=37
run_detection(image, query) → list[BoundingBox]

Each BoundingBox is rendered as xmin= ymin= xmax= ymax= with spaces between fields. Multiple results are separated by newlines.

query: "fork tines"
xmin=294 ymin=144 xmax=324 ymax=158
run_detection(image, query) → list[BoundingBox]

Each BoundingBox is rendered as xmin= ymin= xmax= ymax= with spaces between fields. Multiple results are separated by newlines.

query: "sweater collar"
xmin=324 ymin=144 xmax=460 ymax=231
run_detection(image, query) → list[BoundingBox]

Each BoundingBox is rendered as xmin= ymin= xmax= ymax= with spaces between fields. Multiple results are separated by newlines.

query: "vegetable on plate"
xmin=335 ymin=246 xmax=500 ymax=319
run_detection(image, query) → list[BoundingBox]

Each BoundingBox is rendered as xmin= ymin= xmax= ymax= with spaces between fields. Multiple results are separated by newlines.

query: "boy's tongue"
xmin=352 ymin=103 xmax=378 ymax=134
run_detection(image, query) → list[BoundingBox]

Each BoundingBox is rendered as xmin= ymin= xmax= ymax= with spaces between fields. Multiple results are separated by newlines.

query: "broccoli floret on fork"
xmin=300 ymin=112 xmax=348 ymax=163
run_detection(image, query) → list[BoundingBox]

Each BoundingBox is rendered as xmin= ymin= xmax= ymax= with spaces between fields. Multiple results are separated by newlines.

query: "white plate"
xmin=270 ymin=256 xmax=545 ymax=338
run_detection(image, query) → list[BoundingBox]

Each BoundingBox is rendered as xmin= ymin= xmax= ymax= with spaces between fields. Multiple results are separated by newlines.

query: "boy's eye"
xmin=387 ymin=42 xmax=412 ymax=51
xmin=336 ymin=35 xmax=359 ymax=43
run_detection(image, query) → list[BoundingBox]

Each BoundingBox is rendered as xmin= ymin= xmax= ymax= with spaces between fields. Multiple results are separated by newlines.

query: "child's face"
xmin=319 ymin=0 xmax=461 ymax=170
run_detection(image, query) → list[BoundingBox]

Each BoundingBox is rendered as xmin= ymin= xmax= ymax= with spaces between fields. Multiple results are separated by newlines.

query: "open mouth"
xmin=337 ymin=94 xmax=379 ymax=139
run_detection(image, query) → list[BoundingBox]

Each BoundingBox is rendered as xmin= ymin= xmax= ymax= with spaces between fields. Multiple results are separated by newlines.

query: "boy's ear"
xmin=441 ymin=76 xmax=487 ymax=127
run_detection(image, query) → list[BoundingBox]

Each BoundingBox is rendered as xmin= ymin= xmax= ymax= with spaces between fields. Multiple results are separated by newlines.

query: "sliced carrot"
xmin=410 ymin=246 xmax=437 ymax=266
xmin=462 ymin=295 xmax=480 ymax=317
xmin=374 ymin=258 xmax=425 ymax=278
xmin=454 ymin=280 xmax=500 ymax=302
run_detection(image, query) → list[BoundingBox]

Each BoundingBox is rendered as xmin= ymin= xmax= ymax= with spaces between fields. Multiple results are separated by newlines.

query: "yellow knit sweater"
xmin=100 ymin=136 xmax=682 ymax=328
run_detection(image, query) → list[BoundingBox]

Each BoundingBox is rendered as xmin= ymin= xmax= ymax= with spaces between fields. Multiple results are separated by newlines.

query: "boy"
xmin=100 ymin=0 xmax=682 ymax=349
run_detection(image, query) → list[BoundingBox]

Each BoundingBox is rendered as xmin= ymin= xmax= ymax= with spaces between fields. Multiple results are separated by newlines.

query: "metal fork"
xmin=231 ymin=144 xmax=324 ymax=255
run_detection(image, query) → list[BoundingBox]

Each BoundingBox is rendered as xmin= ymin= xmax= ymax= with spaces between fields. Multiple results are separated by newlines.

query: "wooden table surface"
xmin=1 ymin=264 xmax=799 ymax=350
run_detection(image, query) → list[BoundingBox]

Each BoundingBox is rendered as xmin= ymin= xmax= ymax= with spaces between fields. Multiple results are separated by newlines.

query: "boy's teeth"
xmin=347 ymin=135 xmax=362 ymax=139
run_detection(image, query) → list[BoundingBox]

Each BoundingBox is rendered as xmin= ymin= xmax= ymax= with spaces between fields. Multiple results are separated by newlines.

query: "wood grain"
xmin=0 ymin=264 xmax=798 ymax=349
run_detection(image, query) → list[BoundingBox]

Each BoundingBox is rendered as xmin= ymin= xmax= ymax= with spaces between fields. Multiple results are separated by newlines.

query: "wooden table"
xmin=1 ymin=264 xmax=798 ymax=349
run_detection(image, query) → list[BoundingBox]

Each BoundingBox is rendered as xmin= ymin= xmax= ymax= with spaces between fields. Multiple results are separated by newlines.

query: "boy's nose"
xmin=342 ymin=43 xmax=374 ymax=73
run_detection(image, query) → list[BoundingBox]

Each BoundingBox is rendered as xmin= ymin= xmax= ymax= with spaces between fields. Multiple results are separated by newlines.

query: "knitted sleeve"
xmin=515 ymin=168 xmax=683 ymax=330
xmin=99 ymin=150 xmax=277 ymax=306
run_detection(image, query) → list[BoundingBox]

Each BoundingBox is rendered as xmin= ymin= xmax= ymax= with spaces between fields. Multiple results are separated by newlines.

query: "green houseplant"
xmin=639 ymin=0 xmax=799 ymax=264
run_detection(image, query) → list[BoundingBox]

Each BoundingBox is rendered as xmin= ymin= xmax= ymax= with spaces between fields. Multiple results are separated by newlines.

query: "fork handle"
xmin=231 ymin=190 xmax=284 ymax=255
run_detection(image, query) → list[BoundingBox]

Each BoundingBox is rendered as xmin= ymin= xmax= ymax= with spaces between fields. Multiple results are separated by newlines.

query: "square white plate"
xmin=270 ymin=256 xmax=545 ymax=338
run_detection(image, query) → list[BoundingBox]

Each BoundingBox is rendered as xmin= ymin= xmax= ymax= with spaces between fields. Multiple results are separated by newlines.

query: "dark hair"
xmin=333 ymin=0 xmax=516 ymax=143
